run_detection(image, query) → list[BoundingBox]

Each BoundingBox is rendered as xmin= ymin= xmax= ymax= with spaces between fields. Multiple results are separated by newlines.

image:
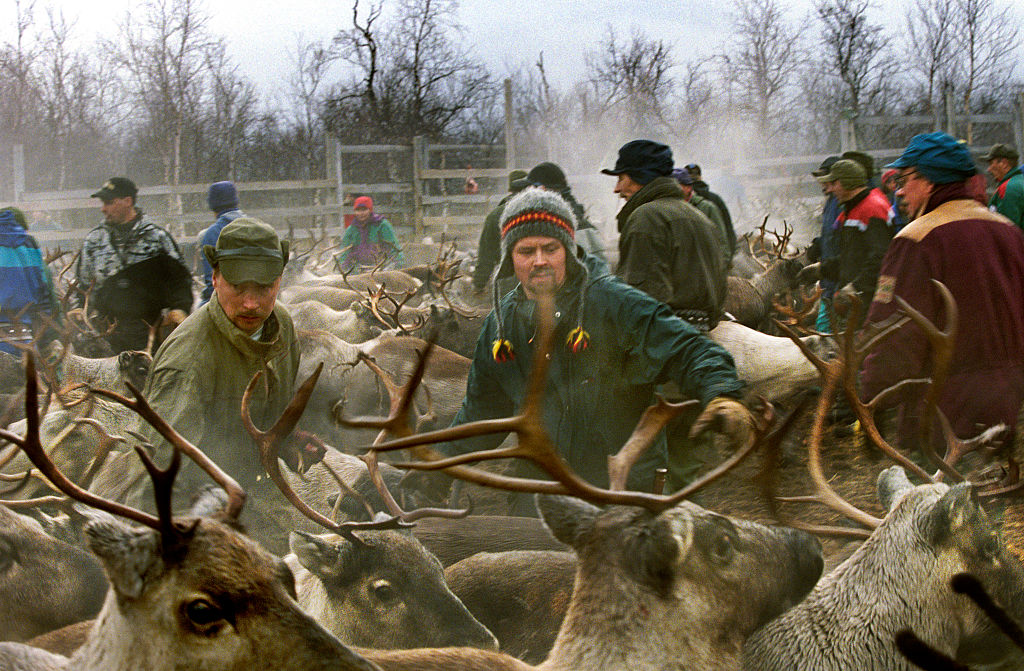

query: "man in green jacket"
xmin=673 ymin=167 xmax=731 ymax=270
xmin=984 ymin=143 xmax=1024 ymax=231
xmin=436 ymin=188 xmax=754 ymax=512
xmin=109 ymin=217 xmax=303 ymax=551
xmin=603 ymin=140 xmax=727 ymax=332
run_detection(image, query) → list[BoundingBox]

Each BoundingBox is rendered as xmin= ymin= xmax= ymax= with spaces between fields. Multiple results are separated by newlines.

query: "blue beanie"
xmin=207 ymin=181 xmax=240 ymax=213
xmin=886 ymin=132 xmax=977 ymax=184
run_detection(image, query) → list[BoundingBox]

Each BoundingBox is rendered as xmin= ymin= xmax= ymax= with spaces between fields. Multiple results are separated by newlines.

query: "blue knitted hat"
xmin=207 ymin=181 xmax=240 ymax=213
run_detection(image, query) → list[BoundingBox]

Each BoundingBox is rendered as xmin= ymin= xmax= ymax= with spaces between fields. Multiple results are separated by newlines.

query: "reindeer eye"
xmin=372 ymin=579 xmax=396 ymax=603
xmin=184 ymin=598 xmax=225 ymax=627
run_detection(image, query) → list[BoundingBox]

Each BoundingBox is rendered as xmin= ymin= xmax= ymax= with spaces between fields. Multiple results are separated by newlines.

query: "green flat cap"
xmin=203 ymin=217 xmax=289 ymax=285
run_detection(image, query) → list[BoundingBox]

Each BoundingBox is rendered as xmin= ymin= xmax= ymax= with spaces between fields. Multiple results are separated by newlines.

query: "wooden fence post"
xmin=412 ymin=136 xmax=425 ymax=237
xmin=504 ymin=78 xmax=515 ymax=172
xmin=329 ymin=138 xmax=344 ymax=232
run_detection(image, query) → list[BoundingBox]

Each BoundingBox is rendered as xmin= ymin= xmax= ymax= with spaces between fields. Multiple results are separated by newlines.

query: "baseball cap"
xmin=982 ymin=144 xmax=1019 ymax=162
xmin=91 ymin=177 xmax=138 ymax=201
xmin=811 ymin=156 xmax=840 ymax=178
xmin=512 ymin=162 xmax=570 ymax=192
xmin=203 ymin=217 xmax=289 ymax=285
xmin=815 ymin=159 xmax=867 ymax=189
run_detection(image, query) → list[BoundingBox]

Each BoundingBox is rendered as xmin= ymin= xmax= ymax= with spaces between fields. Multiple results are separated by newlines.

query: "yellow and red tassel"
xmin=566 ymin=326 xmax=590 ymax=353
xmin=492 ymin=338 xmax=515 ymax=362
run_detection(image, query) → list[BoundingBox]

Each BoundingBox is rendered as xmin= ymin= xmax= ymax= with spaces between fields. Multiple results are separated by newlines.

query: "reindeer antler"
xmin=241 ymin=363 xmax=414 ymax=540
xmin=345 ymin=294 xmax=774 ymax=513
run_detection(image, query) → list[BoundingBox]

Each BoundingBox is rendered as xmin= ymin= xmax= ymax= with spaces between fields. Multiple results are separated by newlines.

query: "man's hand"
xmin=832 ymin=283 xmax=858 ymax=315
xmin=689 ymin=397 xmax=756 ymax=448
xmin=795 ymin=262 xmax=821 ymax=285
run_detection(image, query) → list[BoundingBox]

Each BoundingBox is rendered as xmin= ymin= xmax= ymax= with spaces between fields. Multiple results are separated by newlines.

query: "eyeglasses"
xmin=894 ymin=170 xmax=921 ymax=189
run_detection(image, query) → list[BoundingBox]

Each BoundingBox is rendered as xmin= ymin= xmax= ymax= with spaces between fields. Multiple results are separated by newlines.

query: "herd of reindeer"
xmin=0 ymin=222 xmax=1023 ymax=670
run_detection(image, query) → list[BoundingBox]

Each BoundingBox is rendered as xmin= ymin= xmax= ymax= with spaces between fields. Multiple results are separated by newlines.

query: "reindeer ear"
xmin=536 ymin=495 xmax=600 ymax=549
xmin=877 ymin=466 xmax=915 ymax=512
xmin=86 ymin=519 xmax=161 ymax=600
xmin=289 ymin=531 xmax=343 ymax=580
xmin=921 ymin=483 xmax=980 ymax=545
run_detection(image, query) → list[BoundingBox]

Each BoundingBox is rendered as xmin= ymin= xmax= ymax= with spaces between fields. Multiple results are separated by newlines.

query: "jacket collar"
xmin=616 ymin=176 xmax=684 ymax=231
xmin=208 ymin=296 xmax=287 ymax=362
xmin=1000 ymin=165 xmax=1023 ymax=186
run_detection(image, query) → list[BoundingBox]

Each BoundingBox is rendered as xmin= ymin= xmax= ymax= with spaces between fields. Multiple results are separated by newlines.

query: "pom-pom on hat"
xmin=207 ymin=181 xmax=239 ymax=213
xmin=490 ymin=188 xmax=591 ymax=361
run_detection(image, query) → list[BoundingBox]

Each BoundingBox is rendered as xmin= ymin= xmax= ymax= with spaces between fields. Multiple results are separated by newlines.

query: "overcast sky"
xmin=2 ymin=0 xmax=779 ymax=95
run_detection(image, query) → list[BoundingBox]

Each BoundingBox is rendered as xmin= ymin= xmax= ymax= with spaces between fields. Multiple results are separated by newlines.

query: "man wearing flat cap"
xmin=983 ymin=143 xmax=1024 ymax=230
xmin=799 ymin=158 xmax=893 ymax=318
xmin=602 ymin=139 xmax=726 ymax=331
xmin=111 ymin=217 xmax=304 ymax=549
xmin=73 ymin=177 xmax=192 ymax=352
xmin=859 ymin=132 xmax=1024 ymax=450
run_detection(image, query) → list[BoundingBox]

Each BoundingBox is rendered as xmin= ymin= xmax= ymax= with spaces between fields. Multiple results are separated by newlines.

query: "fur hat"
xmin=490 ymin=188 xmax=590 ymax=361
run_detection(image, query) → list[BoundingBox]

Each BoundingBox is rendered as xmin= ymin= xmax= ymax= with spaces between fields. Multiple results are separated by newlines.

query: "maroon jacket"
xmin=860 ymin=197 xmax=1024 ymax=443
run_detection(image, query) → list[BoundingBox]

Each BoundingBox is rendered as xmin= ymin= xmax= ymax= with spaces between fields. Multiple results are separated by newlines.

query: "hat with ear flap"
xmin=203 ymin=216 xmax=289 ymax=285
xmin=490 ymin=187 xmax=590 ymax=361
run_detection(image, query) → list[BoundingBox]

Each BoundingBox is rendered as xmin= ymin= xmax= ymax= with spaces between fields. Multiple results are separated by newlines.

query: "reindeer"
xmin=0 ymin=504 xmax=107 ymax=642
xmin=326 ymin=297 xmax=825 ymax=671
xmin=0 ymin=356 xmax=381 ymax=671
xmin=241 ymin=370 xmax=500 ymax=652
xmin=744 ymin=287 xmax=1024 ymax=670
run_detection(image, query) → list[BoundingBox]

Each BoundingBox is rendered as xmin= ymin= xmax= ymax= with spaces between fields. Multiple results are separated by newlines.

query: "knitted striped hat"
xmin=491 ymin=187 xmax=590 ymax=361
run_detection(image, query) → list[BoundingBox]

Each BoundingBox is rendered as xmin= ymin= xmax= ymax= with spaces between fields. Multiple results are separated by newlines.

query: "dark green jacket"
xmin=690 ymin=192 xmax=731 ymax=269
xmin=139 ymin=297 xmax=300 ymax=493
xmin=616 ymin=176 xmax=727 ymax=319
xmin=443 ymin=253 xmax=744 ymax=491
xmin=990 ymin=166 xmax=1024 ymax=231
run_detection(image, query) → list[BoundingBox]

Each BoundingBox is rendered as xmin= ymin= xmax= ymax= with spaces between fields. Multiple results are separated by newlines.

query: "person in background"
xmin=603 ymin=140 xmax=727 ymax=332
xmin=684 ymin=162 xmax=736 ymax=256
xmin=472 ymin=169 xmax=528 ymax=291
xmin=807 ymin=156 xmax=842 ymax=332
xmin=0 ymin=207 xmax=59 ymax=355
xmin=512 ymin=161 xmax=608 ymax=269
xmin=335 ymin=196 xmax=404 ymax=272
xmin=198 ymin=181 xmax=246 ymax=305
xmin=860 ymin=132 xmax=1024 ymax=451
xmin=673 ymin=167 xmax=730 ymax=269
xmin=983 ymin=143 xmax=1024 ymax=231
xmin=799 ymin=159 xmax=892 ymax=321
xmin=72 ymin=177 xmax=192 ymax=352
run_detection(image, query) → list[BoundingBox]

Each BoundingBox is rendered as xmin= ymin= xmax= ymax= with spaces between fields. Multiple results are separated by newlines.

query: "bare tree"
xmin=952 ymin=0 xmax=1021 ymax=142
xmin=585 ymin=26 xmax=675 ymax=136
xmin=726 ymin=0 xmax=801 ymax=141
xmin=36 ymin=8 xmax=106 ymax=190
xmin=813 ymin=0 xmax=887 ymax=116
xmin=903 ymin=0 xmax=957 ymax=125
xmin=324 ymin=0 xmax=493 ymax=143
xmin=109 ymin=0 xmax=221 ymax=213
xmin=203 ymin=46 xmax=259 ymax=180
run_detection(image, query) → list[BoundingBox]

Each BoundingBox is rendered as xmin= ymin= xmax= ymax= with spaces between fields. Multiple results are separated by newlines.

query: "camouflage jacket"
xmin=72 ymin=211 xmax=188 ymax=310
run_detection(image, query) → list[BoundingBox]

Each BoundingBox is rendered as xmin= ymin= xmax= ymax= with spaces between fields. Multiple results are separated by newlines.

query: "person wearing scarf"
xmin=859 ymin=132 xmax=1024 ymax=449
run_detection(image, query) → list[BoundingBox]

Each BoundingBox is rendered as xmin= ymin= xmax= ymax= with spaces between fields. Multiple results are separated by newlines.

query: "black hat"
xmin=684 ymin=163 xmax=701 ymax=177
xmin=601 ymin=140 xmax=674 ymax=185
xmin=811 ymin=156 xmax=840 ymax=177
xmin=91 ymin=177 xmax=138 ymax=201
xmin=512 ymin=162 xmax=569 ymax=192
xmin=982 ymin=143 xmax=1019 ymax=162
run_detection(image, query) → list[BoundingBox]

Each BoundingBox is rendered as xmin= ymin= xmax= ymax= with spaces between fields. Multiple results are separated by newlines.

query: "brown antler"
xmin=365 ymin=285 xmax=424 ymax=333
xmin=91 ymin=382 xmax=247 ymax=522
xmin=241 ymin=363 xmax=414 ymax=539
xmin=0 ymin=355 xmax=170 ymax=532
xmin=349 ymin=294 xmax=774 ymax=513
